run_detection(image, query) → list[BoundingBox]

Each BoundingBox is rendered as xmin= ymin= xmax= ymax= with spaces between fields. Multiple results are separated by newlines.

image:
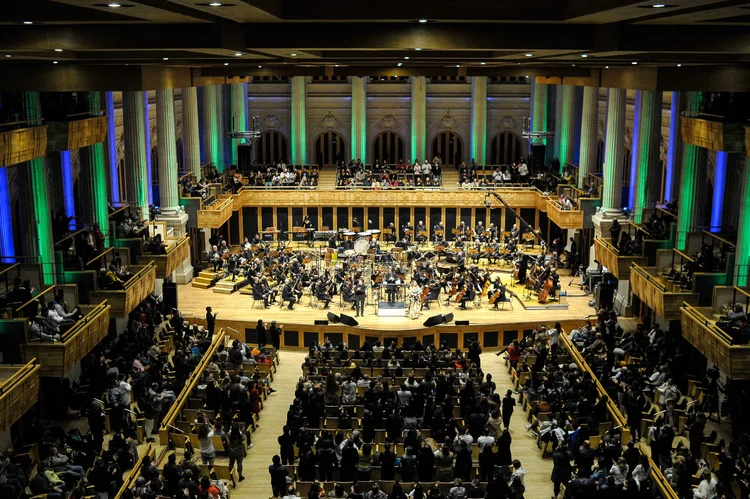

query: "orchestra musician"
xmin=207 ymin=245 xmax=222 ymax=272
xmin=486 ymin=240 xmax=502 ymax=265
xmin=352 ymin=217 xmax=361 ymax=229
xmin=316 ymin=279 xmax=333 ymax=309
xmin=458 ymin=276 xmax=477 ymax=310
xmin=386 ymin=222 xmax=397 ymax=243
xmin=490 ymin=277 xmax=508 ymax=310
xmin=423 ymin=280 xmax=441 ymax=311
xmin=303 ymin=215 xmax=314 ymax=245
xmin=282 ymin=278 xmax=302 ymax=310
xmin=488 ymin=223 xmax=498 ymax=241
xmin=416 ymin=221 xmax=427 ymax=244
xmin=354 ymin=279 xmax=367 ymax=317
xmin=402 ymin=221 xmax=414 ymax=242
xmin=458 ymin=220 xmax=468 ymax=236
xmin=475 ymin=221 xmax=485 ymax=241
xmin=253 ymin=277 xmax=269 ymax=308
xmin=341 ymin=280 xmax=356 ymax=310
xmin=433 ymin=221 xmax=445 ymax=244
xmin=385 ymin=268 xmax=400 ymax=304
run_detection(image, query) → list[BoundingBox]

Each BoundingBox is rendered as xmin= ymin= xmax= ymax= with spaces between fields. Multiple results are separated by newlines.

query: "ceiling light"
xmin=677 ymin=63 xmax=682 ymax=67
xmin=53 ymin=61 xmax=58 ymax=64
xmin=335 ymin=64 xmax=339 ymax=67
xmin=456 ymin=64 xmax=460 ymax=67
xmin=23 ymin=21 xmax=33 ymax=25
xmin=163 ymin=57 xmax=169 ymax=61
xmin=581 ymin=54 xmax=588 ymax=58
xmin=290 ymin=53 xmax=297 ymax=56
xmin=414 ymin=48 xmax=422 ymax=51
xmin=404 ymin=56 xmax=409 ymax=60
xmin=525 ymin=53 xmax=533 ymax=57
xmin=397 ymin=62 xmax=403 ymax=67
xmin=418 ymin=19 xmax=427 ymax=23
xmin=107 ymin=2 xmax=121 ymax=6
xmin=605 ymin=65 xmax=609 ymax=68
xmin=258 ymin=65 xmax=262 ymax=68
xmin=632 ymin=61 xmax=638 ymax=65
xmin=652 ymin=3 xmax=665 ymax=7
xmin=572 ymin=64 xmax=576 ymax=66
xmin=224 ymin=62 xmax=229 ymax=65
xmin=209 ymin=2 xmax=222 ymax=5
xmin=525 ymin=75 xmax=529 ymax=78
xmin=234 ymin=52 xmax=242 ymax=56
xmin=480 ymin=62 xmax=486 ymax=65
xmin=54 ymin=48 xmax=63 ymax=52
xmin=4 ymin=55 xmax=10 ymax=58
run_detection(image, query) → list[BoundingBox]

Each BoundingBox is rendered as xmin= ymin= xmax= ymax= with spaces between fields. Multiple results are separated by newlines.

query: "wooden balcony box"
xmin=630 ymin=263 xmax=699 ymax=321
xmin=0 ymin=360 xmax=40 ymax=435
xmin=90 ymin=262 xmax=156 ymax=317
xmin=24 ymin=301 xmax=110 ymax=377
xmin=545 ymin=199 xmax=583 ymax=229
xmin=47 ymin=116 xmax=107 ymax=151
xmin=137 ymin=235 xmax=190 ymax=279
xmin=197 ymin=196 xmax=234 ymax=229
xmin=594 ymin=238 xmax=647 ymax=280
xmin=0 ymin=126 xmax=47 ymax=166
xmin=681 ymin=117 xmax=746 ymax=153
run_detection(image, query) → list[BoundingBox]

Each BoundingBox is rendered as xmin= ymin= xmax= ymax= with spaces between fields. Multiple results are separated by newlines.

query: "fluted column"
xmin=531 ymin=80 xmax=548 ymax=146
xmin=123 ymin=91 xmax=149 ymax=218
xmin=676 ymin=91 xmax=707 ymax=250
xmin=410 ymin=76 xmax=427 ymax=162
xmin=0 ymin=167 xmax=14 ymax=261
xmin=664 ymin=91 xmax=682 ymax=203
xmin=633 ymin=90 xmax=663 ymax=224
xmin=230 ymin=82 xmax=248 ymax=167
xmin=19 ymin=91 xmax=56 ymax=281
xmin=711 ymin=152 xmax=729 ymax=232
xmin=182 ymin=87 xmax=201 ymax=179
xmin=144 ymin=91 xmax=154 ymax=205
xmin=557 ymin=84 xmax=577 ymax=173
xmin=80 ymin=91 xmax=111 ymax=245
xmin=734 ymin=158 xmax=750 ymax=286
xmin=578 ymin=86 xmax=598 ymax=187
xmin=216 ymin=85 xmax=227 ymax=170
xmin=156 ymin=89 xmax=180 ymax=213
xmin=291 ymin=77 xmax=307 ymax=164
xmin=601 ymin=88 xmax=627 ymax=214
xmin=470 ymin=76 xmax=488 ymax=165
xmin=351 ymin=76 xmax=367 ymax=161
xmin=627 ymin=91 xmax=642 ymax=210
xmin=200 ymin=85 xmax=220 ymax=171
xmin=105 ymin=91 xmax=121 ymax=203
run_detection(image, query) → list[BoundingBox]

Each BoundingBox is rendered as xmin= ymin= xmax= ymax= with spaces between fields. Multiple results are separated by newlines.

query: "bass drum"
xmin=354 ymin=237 xmax=370 ymax=255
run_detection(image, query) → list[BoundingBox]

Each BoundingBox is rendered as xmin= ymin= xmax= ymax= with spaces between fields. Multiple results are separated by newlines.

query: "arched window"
xmin=489 ymin=132 xmax=523 ymax=165
xmin=431 ymin=131 xmax=463 ymax=167
xmin=315 ymin=131 xmax=346 ymax=167
xmin=258 ymin=131 xmax=288 ymax=165
xmin=176 ymin=138 xmax=184 ymax=173
xmin=372 ymin=131 xmax=405 ymax=165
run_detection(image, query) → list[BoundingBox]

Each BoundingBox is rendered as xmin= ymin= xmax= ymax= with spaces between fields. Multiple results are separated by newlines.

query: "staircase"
xmin=192 ymin=270 xmax=219 ymax=289
xmin=441 ymin=167 xmax=461 ymax=191
xmin=318 ymin=167 xmax=338 ymax=188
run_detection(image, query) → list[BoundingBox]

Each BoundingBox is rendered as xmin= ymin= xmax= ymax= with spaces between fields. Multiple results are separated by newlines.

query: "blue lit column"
xmin=144 ymin=91 xmax=154 ymax=205
xmin=665 ymin=92 xmax=682 ymax=203
xmin=627 ymin=91 xmax=642 ymax=210
xmin=60 ymin=151 xmax=75 ymax=229
xmin=106 ymin=91 xmax=121 ymax=203
xmin=0 ymin=168 xmax=15 ymax=261
xmin=711 ymin=152 xmax=728 ymax=232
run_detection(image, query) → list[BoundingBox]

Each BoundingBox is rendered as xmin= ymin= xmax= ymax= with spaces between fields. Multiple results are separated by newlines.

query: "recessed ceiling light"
xmin=290 ymin=53 xmax=297 ymax=56
xmin=4 ymin=55 xmax=10 ymax=58
xmin=525 ymin=75 xmax=529 ymax=77
xmin=108 ymin=2 xmax=121 ymax=6
xmin=209 ymin=2 xmax=222 ymax=5
xmin=224 ymin=62 xmax=229 ymax=65
xmin=54 ymin=48 xmax=63 ymax=52
xmin=480 ymin=62 xmax=486 ymax=65
xmin=23 ymin=21 xmax=33 ymax=24
xmin=677 ymin=63 xmax=682 ymax=67
xmin=335 ymin=64 xmax=339 ymax=67
xmin=525 ymin=53 xmax=533 ymax=57
xmin=456 ymin=64 xmax=460 ymax=67
xmin=414 ymin=48 xmax=422 ymax=51
xmin=163 ymin=57 xmax=169 ymax=61
xmin=397 ymin=62 xmax=403 ymax=67
xmin=581 ymin=54 xmax=588 ymax=58
xmin=605 ymin=65 xmax=609 ymax=68
xmin=652 ymin=3 xmax=666 ymax=7
xmin=258 ymin=65 xmax=262 ymax=68
xmin=572 ymin=64 xmax=576 ymax=66
xmin=418 ymin=19 xmax=427 ymax=23
xmin=53 ymin=61 xmax=58 ymax=64
xmin=234 ymin=52 xmax=242 ymax=56
xmin=404 ymin=56 xmax=409 ymax=60
xmin=632 ymin=61 xmax=638 ymax=65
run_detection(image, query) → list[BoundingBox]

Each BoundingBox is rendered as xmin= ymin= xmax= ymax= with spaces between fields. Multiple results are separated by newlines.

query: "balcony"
xmin=138 ymin=235 xmax=190 ymax=279
xmin=594 ymin=238 xmax=647 ymax=280
xmin=197 ymin=195 xmax=234 ymax=229
xmin=0 ymin=123 xmax=48 ymax=166
xmin=0 ymin=360 xmax=40 ymax=435
xmin=24 ymin=301 xmax=110 ymax=377
xmin=90 ymin=262 xmax=156 ymax=317
xmin=681 ymin=286 xmax=750 ymax=380
xmin=681 ymin=115 xmax=746 ymax=153
xmin=46 ymin=115 xmax=107 ymax=151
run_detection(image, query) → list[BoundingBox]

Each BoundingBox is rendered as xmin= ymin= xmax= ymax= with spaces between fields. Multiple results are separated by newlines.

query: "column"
xmin=200 ymin=85 xmax=220 ymax=171
xmin=122 ymin=91 xmax=150 ymax=217
xmin=553 ymin=85 xmax=563 ymax=162
xmin=531 ymin=81 xmax=548 ymax=144
xmin=182 ymin=87 xmax=201 ymax=179
xmin=734 ymin=158 xmax=750 ymax=286
xmin=230 ymin=82 xmax=248 ymax=167
xmin=80 ymin=91 xmax=112 ymax=245
xmin=105 ymin=91 xmax=121 ymax=204
xmin=216 ymin=85 xmax=226 ymax=170
xmin=601 ymin=88 xmax=626 ymax=215
xmin=46 ymin=154 xmax=65 ymax=217
xmin=676 ymin=91 xmax=707 ymax=250
xmin=557 ymin=84 xmax=577 ymax=173
xmin=144 ymin=92 xmax=154 ymax=205
xmin=291 ymin=76 xmax=307 ymax=165
xmin=711 ymin=152 xmax=728 ymax=232
xmin=633 ymin=90 xmax=663 ymax=224
xmin=664 ymin=91 xmax=682 ymax=203
xmin=351 ymin=76 xmax=367 ymax=161
xmin=0 ymin=167 xmax=14 ymax=261
xmin=60 ymin=151 xmax=76 ymax=228
xmin=470 ymin=76 xmax=488 ymax=165
xmin=18 ymin=91 xmax=56 ymax=281
xmin=628 ymin=91 xmax=642 ymax=210
xmin=578 ymin=86 xmax=599 ymax=187
xmin=410 ymin=76 xmax=427 ymax=162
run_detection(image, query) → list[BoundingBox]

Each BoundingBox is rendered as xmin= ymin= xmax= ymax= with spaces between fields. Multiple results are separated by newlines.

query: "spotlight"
xmin=397 ymin=62 xmax=403 ymax=67
xmin=163 ymin=57 xmax=169 ymax=61
xmin=335 ymin=64 xmax=339 ymax=67
xmin=23 ymin=21 xmax=33 ymax=24
xmin=53 ymin=61 xmax=58 ymax=64
xmin=652 ymin=3 xmax=665 ymax=7
xmin=605 ymin=66 xmax=609 ymax=69
xmin=677 ymin=63 xmax=682 ymax=67
xmin=5 ymin=55 xmax=10 ymax=58
xmin=404 ymin=56 xmax=409 ymax=60
xmin=107 ymin=2 xmax=121 ymax=7
xmin=290 ymin=53 xmax=297 ymax=56
xmin=224 ymin=62 xmax=229 ymax=66
xmin=480 ymin=62 xmax=486 ymax=65
xmin=258 ymin=65 xmax=262 ymax=68
xmin=209 ymin=2 xmax=222 ymax=5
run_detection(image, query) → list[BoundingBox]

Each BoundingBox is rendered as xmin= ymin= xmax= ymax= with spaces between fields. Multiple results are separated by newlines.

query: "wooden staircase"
xmin=441 ymin=167 xmax=461 ymax=191
xmin=213 ymin=275 xmax=249 ymax=294
xmin=191 ymin=270 xmax=219 ymax=289
xmin=318 ymin=167 xmax=338 ymax=188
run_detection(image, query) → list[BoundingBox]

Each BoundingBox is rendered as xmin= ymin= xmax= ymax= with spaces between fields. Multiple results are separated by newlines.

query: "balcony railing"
xmin=0 ymin=359 xmax=40 ymax=435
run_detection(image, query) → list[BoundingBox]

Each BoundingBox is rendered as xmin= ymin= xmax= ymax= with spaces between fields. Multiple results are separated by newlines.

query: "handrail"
xmin=546 ymin=198 xmax=582 ymax=214
xmin=159 ymin=329 xmax=227 ymax=444
xmin=673 ymin=249 xmax=695 ymax=263
xmin=0 ymin=263 xmax=19 ymax=279
xmin=14 ymin=285 xmax=56 ymax=317
xmin=0 ymin=358 xmax=39 ymax=395
xmin=0 ymin=118 xmax=45 ymax=129
xmin=631 ymin=263 xmax=668 ymax=292
xmin=85 ymin=247 xmax=116 ymax=268
xmin=113 ymin=443 xmax=154 ymax=499
xmin=702 ymin=230 xmax=736 ymax=250
xmin=682 ymin=302 xmax=734 ymax=345
xmin=60 ymin=300 xmax=109 ymax=343
xmin=108 ymin=205 xmax=130 ymax=219
xmin=200 ymin=196 xmax=233 ymax=212
xmin=54 ymin=229 xmax=86 ymax=248
xmin=66 ymin=110 xmax=105 ymax=118
xmin=121 ymin=262 xmax=155 ymax=292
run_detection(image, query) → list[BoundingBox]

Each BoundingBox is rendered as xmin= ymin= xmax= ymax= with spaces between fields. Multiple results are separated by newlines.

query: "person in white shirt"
xmin=502 ymin=169 xmax=512 ymax=182
xmin=396 ymin=385 xmax=412 ymax=407
xmin=413 ymin=162 xmax=422 ymax=176
xmin=453 ymin=428 xmax=473 ymax=446
xmin=423 ymin=162 xmax=432 ymax=176
xmin=609 ymin=457 xmax=629 ymax=486
xmin=562 ymin=197 xmax=574 ymax=210
xmin=476 ymin=431 xmax=495 ymax=450
xmin=693 ymin=471 xmax=717 ymax=499
xmin=518 ymin=162 xmax=529 ymax=178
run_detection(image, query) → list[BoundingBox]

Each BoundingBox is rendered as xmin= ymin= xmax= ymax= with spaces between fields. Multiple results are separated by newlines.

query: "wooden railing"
xmin=545 ymin=199 xmax=584 ymax=229
xmin=13 ymin=284 xmax=79 ymax=319
xmin=630 ymin=263 xmax=699 ymax=321
xmin=0 ymin=359 xmax=40 ymax=435
xmin=0 ymin=125 xmax=48 ymax=166
xmin=197 ymin=196 xmax=233 ymax=229
xmin=24 ymin=301 xmax=110 ymax=377
xmin=593 ymin=238 xmax=647 ymax=280
xmin=159 ymin=330 xmax=227 ymax=446
xmin=46 ymin=116 xmax=107 ymax=151
xmin=137 ymin=235 xmax=190 ymax=279
xmin=90 ymin=262 xmax=156 ymax=317
xmin=113 ymin=443 xmax=155 ymax=499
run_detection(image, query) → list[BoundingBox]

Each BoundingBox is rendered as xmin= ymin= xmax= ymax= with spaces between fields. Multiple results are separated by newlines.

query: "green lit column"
xmin=200 ymin=85 xmax=220 ymax=171
xmin=351 ymin=76 xmax=367 ymax=162
xmin=578 ymin=86 xmax=598 ymax=187
xmin=182 ymin=87 xmax=201 ymax=178
xmin=553 ymin=85 xmax=563 ymax=162
xmin=230 ymin=82 xmax=248 ymax=167
xmin=601 ymin=88 xmax=627 ymax=215
xmin=123 ymin=91 xmax=150 ymax=218
xmin=291 ymin=77 xmax=308 ymax=165
xmin=676 ymin=91 xmax=707 ymax=250
xmin=411 ymin=76 xmax=427 ymax=162
xmin=470 ymin=76 xmax=488 ymax=165
xmin=79 ymin=91 xmax=112 ymax=245
xmin=734 ymin=158 xmax=750 ymax=286
xmin=18 ymin=91 xmax=55 ymax=282
xmin=215 ymin=85 xmax=226 ymax=170
xmin=558 ymin=84 xmax=577 ymax=173
xmin=531 ymin=80 xmax=548 ymax=146
xmin=633 ymin=90 xmax=663 ymax=224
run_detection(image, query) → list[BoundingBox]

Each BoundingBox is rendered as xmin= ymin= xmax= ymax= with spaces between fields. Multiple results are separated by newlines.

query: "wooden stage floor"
xmin=177 ymin=269 xmax=596 ymax=331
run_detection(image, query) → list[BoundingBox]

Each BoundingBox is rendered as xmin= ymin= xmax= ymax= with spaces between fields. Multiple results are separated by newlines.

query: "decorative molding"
xmin=373 ymin=114 xmax=403 ymax=132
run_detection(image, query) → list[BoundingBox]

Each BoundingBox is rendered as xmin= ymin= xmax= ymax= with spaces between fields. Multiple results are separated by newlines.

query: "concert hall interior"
xmin=2 ymin=1 xmax=750 ymax=499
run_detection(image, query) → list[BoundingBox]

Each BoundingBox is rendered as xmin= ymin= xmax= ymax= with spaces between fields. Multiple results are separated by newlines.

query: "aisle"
xmin=481 ymin=351 xmax=554 ymax=499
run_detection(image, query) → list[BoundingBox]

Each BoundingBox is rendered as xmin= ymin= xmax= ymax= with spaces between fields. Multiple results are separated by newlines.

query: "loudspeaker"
xmin=442 ymin=313 xmax=454 ymax=324
xmin=455 ymin=320 xmax=470 ymax=326
xmin=327 ymin=312 xmax=340 ymax=323
xmin=423 ymin=314 xmax=444 ymax=327
xmin=314 ymin=320 xmax=329 ymax=326
xmin=162 ymin=282 xmax=178 ymax=312
xmin=339 ymin=313 xmax=359 ymax=327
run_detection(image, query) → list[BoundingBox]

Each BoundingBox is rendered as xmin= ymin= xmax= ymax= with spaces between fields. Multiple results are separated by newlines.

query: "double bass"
xmin=538 ymin=276 xmax=554 ymax=303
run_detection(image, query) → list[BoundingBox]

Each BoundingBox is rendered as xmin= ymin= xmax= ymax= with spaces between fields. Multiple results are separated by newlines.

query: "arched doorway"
xmin=315 ymin=131 xmax=346 ymax=167
xmin=432 ymin=131 xmax=463 ymax=167
xmin=372 ymin=131 xmax=405 ymax=165
xmin=489 ymin=132 xmax=523 ymax=165
xmin=258 ymin=131 xmax=288 ymax=164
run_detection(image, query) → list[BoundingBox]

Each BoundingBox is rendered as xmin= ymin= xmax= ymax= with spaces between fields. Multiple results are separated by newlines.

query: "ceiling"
xmin=1 ymin=0 xmax=749 ymax=90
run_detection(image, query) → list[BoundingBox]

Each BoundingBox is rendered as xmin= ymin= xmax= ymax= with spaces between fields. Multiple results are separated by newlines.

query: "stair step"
xmin=192 ymin=282 xmax=211 ymax=289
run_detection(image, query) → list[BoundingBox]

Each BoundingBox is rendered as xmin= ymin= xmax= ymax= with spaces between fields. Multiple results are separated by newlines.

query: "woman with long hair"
xmin=225 ymin=423 xmax=247 ymax=483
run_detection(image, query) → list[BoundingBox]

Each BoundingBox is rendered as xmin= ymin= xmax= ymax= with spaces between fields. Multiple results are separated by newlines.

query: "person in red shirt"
xmin=198 ymin=476 xmax=220 ymax=498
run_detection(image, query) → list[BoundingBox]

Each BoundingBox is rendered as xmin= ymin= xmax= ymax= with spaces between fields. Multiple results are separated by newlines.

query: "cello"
xmin=538 ymin=276 xmax=554 ymax=303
